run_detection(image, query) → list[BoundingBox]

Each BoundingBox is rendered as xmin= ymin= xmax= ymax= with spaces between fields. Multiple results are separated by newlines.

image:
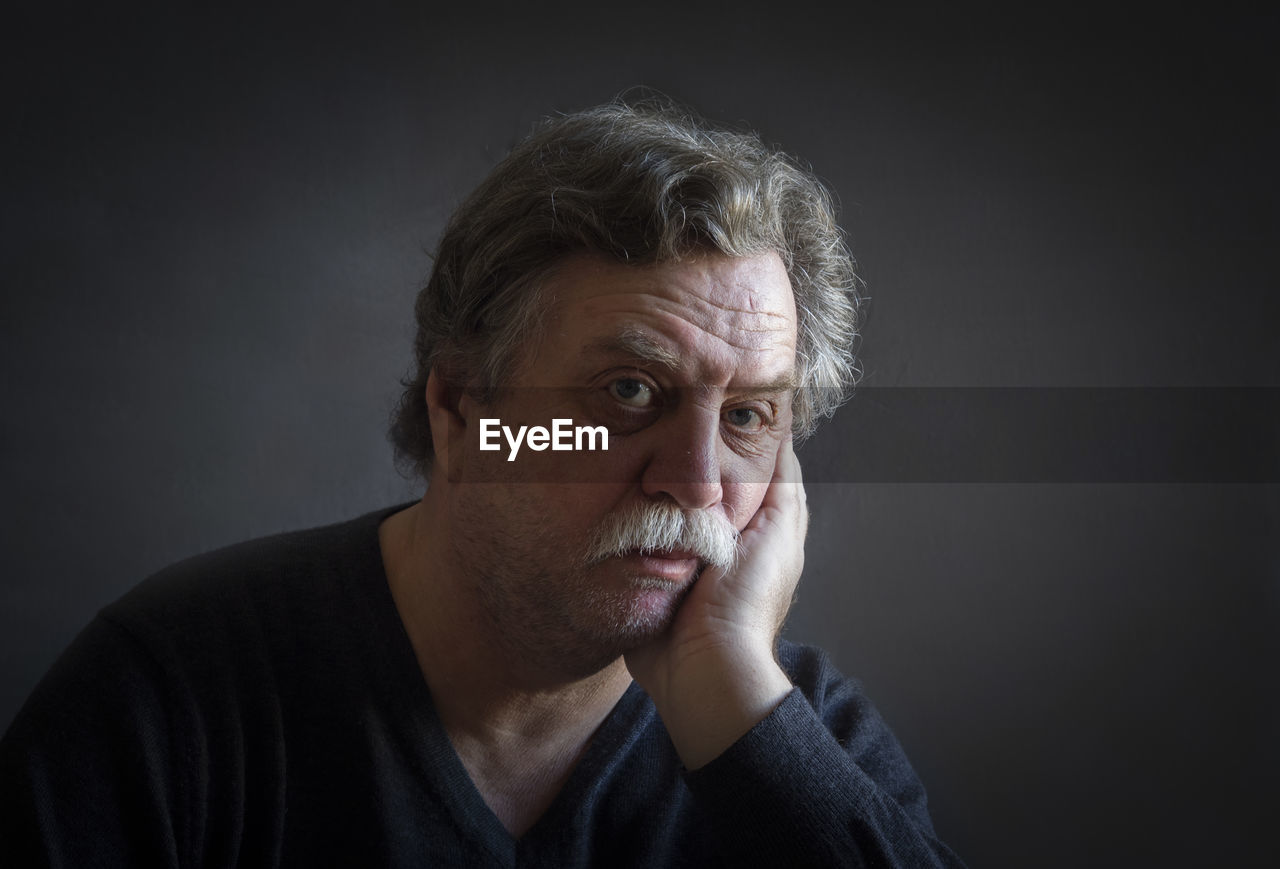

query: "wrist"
xmin=645 ymin=643 xmax=793 ymax=770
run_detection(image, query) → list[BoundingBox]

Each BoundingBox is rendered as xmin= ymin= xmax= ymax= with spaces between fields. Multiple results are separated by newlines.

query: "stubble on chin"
xmin=575 ymin=566 xmax=696 ymax=643
xmin=489 ymin=560 xmax=694 ymax=680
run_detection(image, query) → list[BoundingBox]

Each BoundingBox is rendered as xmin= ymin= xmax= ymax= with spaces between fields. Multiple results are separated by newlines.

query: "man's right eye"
xmin=607 ymin=377 xmax=656 ymax=408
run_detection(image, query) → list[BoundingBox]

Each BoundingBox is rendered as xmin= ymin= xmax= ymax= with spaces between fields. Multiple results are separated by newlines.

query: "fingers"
xmin=767 ymin=437 xmax=808 ymax=536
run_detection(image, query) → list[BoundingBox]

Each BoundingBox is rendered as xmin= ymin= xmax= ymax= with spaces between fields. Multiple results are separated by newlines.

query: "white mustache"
xmin=585 ymin=501 xmax=739 ymax=570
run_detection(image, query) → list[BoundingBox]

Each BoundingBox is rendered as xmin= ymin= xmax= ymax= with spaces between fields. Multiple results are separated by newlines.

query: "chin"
xmin=482 ymin=557 xmax=695 ymax=679
xmin=579 ymin=576 xmax=688 ymax=649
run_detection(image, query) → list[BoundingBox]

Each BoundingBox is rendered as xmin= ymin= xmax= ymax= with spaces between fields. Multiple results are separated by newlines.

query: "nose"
xmin=640 ymin=405 xmax=723 ymax=510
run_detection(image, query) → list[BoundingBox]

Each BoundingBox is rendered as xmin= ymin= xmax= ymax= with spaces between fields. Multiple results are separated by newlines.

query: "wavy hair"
xmin=391 ymin=99 xmax=862 ymax=477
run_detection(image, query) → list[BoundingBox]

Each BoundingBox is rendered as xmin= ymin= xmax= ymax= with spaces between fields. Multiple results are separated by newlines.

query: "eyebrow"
xmin=582 ymin=328 xmax=799 ymax=394
xmin=582 ymin=328 xmax=684 ymax=371
xmin=749 ymin=372 xmax=801 ymax=395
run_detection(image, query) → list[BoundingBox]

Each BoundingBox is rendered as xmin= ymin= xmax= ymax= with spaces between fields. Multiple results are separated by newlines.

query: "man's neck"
xmin=377 ymin=496 xmax=632 ymax=835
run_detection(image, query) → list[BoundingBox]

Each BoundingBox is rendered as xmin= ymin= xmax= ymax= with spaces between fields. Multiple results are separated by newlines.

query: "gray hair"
xmin=391 ymin=99 xmax=862 ymax=477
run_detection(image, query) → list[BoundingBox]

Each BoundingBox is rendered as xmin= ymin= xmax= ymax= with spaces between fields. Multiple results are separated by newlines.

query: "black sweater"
xmin=1 ymin=506 xmax=964 ymax=867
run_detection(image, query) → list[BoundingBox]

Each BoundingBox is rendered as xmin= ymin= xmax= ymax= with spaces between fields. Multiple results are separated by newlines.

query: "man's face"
xmin=446 ymin=251 xmax=798 ymax=676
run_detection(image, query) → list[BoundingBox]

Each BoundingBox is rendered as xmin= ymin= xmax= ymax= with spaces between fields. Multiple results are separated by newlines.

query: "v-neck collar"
xmin=349 ymin=504 xmax=659 ymax=864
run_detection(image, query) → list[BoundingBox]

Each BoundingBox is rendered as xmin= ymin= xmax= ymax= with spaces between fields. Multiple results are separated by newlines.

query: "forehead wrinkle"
xmin=560 ymin=253 xmax=797 ymax=389
xmin=688 ymin=303 xmax=793 ymax=321
xmin=582 ymin=317 xmax=793 ymax=393
xmin=641 ymin=295 xmax=794 ymax=354
xmin=666 ymin=321 xmax=796 ymax=393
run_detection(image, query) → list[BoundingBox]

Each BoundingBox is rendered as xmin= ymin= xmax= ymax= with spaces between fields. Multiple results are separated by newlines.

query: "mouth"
xmin=620 ymin=548 xmax=702 ymax=582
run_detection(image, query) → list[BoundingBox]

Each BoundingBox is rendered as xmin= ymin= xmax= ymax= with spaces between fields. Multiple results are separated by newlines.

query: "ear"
xmin=425 ymin=368 xmax=469 ymax=479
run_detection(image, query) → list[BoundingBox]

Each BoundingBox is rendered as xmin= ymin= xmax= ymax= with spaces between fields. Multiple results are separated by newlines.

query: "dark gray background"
xmin=3 ymin=2 xmax=1276 ymax=866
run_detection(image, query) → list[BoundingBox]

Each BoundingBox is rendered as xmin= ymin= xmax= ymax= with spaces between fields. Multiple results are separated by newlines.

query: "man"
xmin=1 ymin=101 xmax=964 ymax=866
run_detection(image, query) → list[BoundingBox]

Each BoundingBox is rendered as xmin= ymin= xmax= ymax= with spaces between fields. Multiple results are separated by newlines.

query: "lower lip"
xmin=622 ymin=553 xmax=699 ymax=581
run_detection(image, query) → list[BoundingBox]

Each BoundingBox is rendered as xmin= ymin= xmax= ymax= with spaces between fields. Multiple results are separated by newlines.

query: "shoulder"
xmin=91 ymin=504 xmax=409 ymax=689
xmin=105 ymin=505 xmax=403 ymax=631
xmin=0 ymin=506 xmax=409 ymax=867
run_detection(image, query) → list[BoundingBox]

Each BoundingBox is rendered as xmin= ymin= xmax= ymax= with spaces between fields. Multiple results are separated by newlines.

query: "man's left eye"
xmin=724 ymin=407 xmax=764 ymax=430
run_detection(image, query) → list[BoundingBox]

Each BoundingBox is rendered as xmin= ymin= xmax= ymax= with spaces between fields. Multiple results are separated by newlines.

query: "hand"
xmin=624 ymin=437 xmax=808 ymax=769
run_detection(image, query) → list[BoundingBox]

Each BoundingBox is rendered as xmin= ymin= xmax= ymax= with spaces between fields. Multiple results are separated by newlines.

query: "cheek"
xmin=723 ymin=480 xmax=770 ymax=531
xmin=566 ymin=434 xmax=650 ymax=486
xmin=532 ymin=482 xmax=637 ymax=531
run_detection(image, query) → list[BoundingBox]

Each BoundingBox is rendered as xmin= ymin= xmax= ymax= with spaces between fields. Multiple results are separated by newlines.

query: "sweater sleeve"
xmin=0 ymin=616 xmax=189 ymax=869
xmin=682 ymin=646 xmax=965 ymax=868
